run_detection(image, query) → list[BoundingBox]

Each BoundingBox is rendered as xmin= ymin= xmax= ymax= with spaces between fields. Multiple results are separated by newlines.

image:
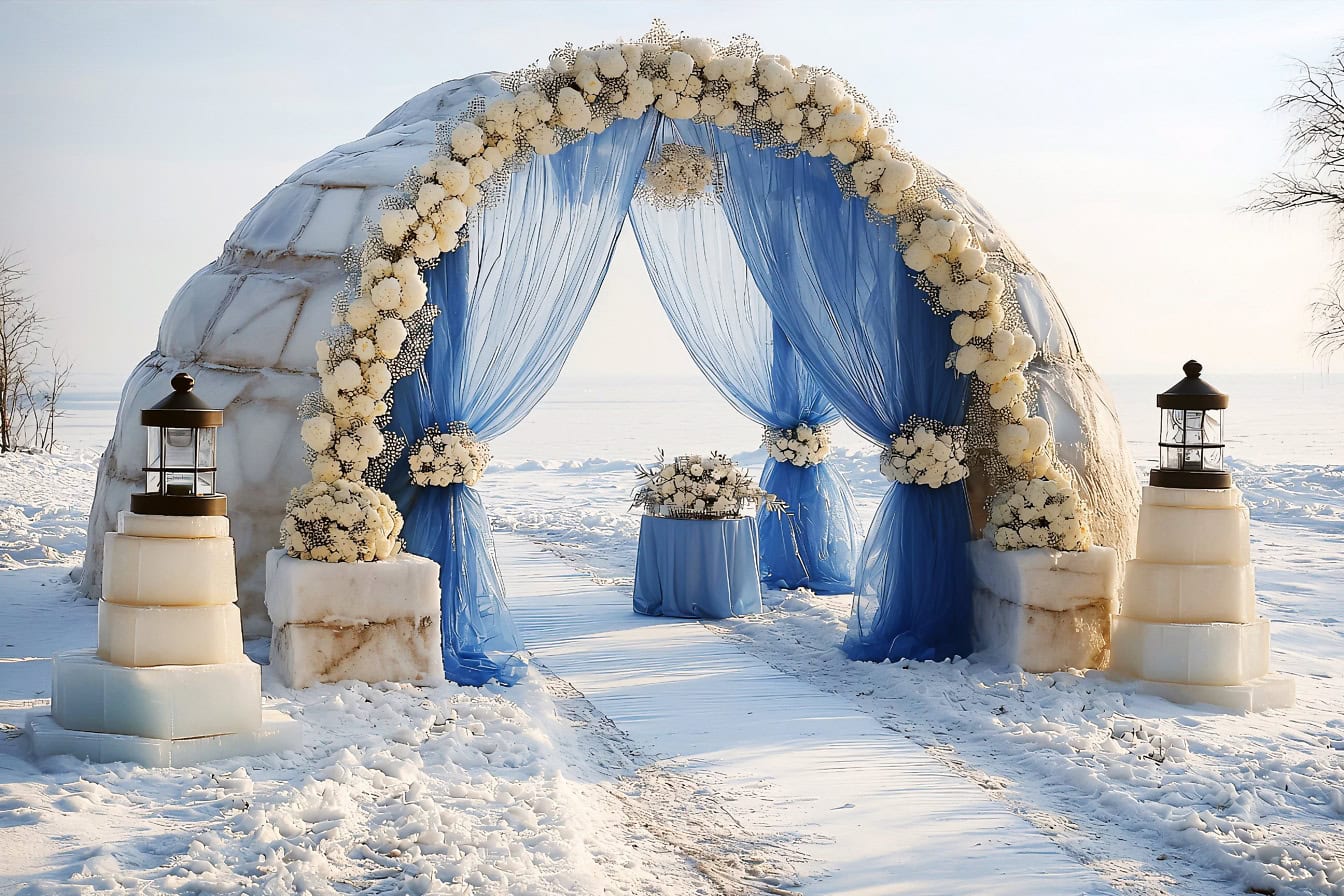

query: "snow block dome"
xmin=81 ymin=71 xmax=1138 ymax=634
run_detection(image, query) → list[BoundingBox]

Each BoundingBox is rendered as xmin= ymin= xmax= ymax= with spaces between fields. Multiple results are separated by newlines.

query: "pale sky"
xmin=1 ymin=0 xmax=1341 ymax=382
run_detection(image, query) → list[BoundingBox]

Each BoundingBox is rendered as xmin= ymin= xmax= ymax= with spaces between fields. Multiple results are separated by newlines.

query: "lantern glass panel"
xmin=197 ymin=427 xmax=217 ymax=468
xmin=145 ymin=427 xmax=162 ymax=493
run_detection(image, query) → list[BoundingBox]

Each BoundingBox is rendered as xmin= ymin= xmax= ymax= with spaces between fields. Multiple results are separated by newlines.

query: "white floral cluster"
xmin=764 ymin=423 xmax=831 ymax=467
xmin=879 ymin=420 xmax=969 ymax=488
xmin=290 ymin=27 xmax=1081 ymax=560
xmin=408 ymin=425 xmax=491 ymax=488
xmin=983 ymin=475 xmax=1092 ymax=552
xmin=280 ymin=479 xmax=402 ymax=563
xmin=639 ymin=143 xmax=717 ymax=206
xmin=633 ymin=453 xmax=774 ymax=518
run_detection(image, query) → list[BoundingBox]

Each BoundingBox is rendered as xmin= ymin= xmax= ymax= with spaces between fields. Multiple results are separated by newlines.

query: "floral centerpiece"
xmin=983 ymin=475 xmax=1092 ymax=552
xmin=633 ymin=452 xmax=780 ymax=519
xmin=763 ymin=423 xmax=832 ymax=468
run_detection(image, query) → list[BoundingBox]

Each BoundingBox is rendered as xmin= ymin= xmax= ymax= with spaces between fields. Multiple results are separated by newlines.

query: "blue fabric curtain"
xmin=627 ymin=121 xmax=858 ymax=593
xmin=716 ymin=131 xmax=974 ymax=661
xmin=386 ymin=114 xmax=659 ymax=684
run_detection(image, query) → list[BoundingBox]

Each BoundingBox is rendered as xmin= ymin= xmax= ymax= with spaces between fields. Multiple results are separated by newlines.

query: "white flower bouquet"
xmin=633 ymin=452 xmax=780 ymax=519
xmin=983 ymin=475 xmax=1092 ymax=552
xmin=280 ymin=478 xmax=402 ymax=563
xmin=636 ymin=143 xmax=718 ymax=208
xmin=408 ymin=423 xmax=490 ymax=487
xmin=764 ymin=423 xmax=832 ymax=468
xmin=879 ymin=418 xmax=969 ymax=488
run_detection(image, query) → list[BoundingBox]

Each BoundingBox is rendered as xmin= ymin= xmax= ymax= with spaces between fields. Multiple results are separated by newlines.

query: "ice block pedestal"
xmin=28 ymin=512 xmax=301 ymax=766
xmin=1110 ymin=486 xmax=1295 ymax=712
xmin=265 ymin=550 xmax=444 ymax=689
xmin=969 ymin=540 xmax=1119 ymax=673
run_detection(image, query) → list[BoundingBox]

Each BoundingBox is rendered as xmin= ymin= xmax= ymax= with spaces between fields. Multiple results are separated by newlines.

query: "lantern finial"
xmin=1183 ymin=359 xmax=1202 ymax=379
xmin=172 ymin=372 xmax=195 ymax=393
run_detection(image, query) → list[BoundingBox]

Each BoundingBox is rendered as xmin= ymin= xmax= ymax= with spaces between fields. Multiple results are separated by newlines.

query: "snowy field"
xmin=0 ymin=371 xmax=1341 ymax=895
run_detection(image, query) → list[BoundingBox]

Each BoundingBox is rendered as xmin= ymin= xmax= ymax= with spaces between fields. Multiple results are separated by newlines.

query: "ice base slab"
xmin=1110 ymin=617 xmax=1270 ymax=686
xmin=264 ymin=549 xmax=441 ymax=626
xmin=52 ymin=649 xmax=260 ymax=739
xmin=1135 ymin=504 xmax=1250 ymax=566
xmin=271 ymin=618 xmax=444 ymax=689
xmin=27 ymin=710 xmax=302 ymax=767
xmin=1142 ymin=486 xmax=1242 ymax=509
xmin=97 ymin=601 xmax=243 ymax=667
xmin=118 ymin=511 xmax=230 ymax=539
xmin=1116 ymin=674 xmax=1296 ymax=713
xmin=968 ymin=541 xmax=1118 ymax=612
xmin=1121 ymin=560 xmax=1257 ymax=624
xmin=103 ymin=533 xmax=238 ymax=606
xmin=972 ymin=590 xmax=1111 ymax=673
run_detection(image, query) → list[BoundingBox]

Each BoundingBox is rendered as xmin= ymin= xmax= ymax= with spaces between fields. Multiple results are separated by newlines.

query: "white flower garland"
xmin=636 ymin=143 xmax=718 ymax=208
xmin=983 ymin=475 xmax=1092 ymax=552
xmin=285 ymin=25 xmax=1080 ymax=561
xmin=408 ymin=424 xmax=491 ymax=487
xmin=633 ymin=452 xmax=775 ymax=518
xmin=764 ymin=422 xmax=831 ymax=467
xmin=879 ymin=418 xmax=969 ymax=488
xmin=280 ymin=478 xmax=402 ymax=563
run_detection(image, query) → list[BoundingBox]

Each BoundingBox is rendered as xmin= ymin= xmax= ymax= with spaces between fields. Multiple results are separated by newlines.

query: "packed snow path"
xmin=500 ymin=535 xmax=1115 ymax=896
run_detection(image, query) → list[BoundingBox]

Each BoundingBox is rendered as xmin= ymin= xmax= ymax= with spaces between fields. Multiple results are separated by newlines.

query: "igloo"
xmin=81 ymin=68 xmax=1139 ymax=636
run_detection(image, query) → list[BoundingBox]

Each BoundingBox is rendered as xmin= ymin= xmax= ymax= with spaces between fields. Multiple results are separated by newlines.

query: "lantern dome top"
xmin=1156 ymin=360 xmax=1229 ymax=411
xmin=141 ymin=372 xmax=224 ymax=428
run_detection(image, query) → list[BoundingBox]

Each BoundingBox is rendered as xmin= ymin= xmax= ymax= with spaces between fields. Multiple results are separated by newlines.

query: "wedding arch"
xmin=81 ymin=26 xmax=1139 ymax=684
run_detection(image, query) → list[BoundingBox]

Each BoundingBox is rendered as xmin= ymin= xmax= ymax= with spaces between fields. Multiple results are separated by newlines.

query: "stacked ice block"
xmin=1110 ymin=486 xmax=1295 ymax=712
xmin=27 ymin=511 xmax=301 ymax=766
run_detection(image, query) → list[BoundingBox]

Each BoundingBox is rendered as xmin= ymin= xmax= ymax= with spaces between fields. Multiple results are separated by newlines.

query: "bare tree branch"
xmin=0 ymin=249 xmax=67 ymax=452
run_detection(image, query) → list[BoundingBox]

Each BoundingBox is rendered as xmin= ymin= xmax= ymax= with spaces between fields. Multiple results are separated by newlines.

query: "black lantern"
xmin=129 ymin=372 xmax=226 ymax=516
xmin=1151 ymin=360 xmax=1231 ymax=490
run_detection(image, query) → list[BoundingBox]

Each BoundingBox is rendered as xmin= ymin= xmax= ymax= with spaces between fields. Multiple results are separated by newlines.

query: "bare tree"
xmin=1251 ymin=44 xmax=1344 ymax=358
xmin=0 ymin=251 xmax=71 ymax=452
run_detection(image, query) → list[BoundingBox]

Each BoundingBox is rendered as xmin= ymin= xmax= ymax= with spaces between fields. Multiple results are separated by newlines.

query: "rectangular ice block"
xmin=1124 ymin=674 xmax=1296 ymax=713
xmin=103 ymin=532 xmax=238 ymax=606
xmin=97 ymin=601 xmax=244 ymax=667
xmin=968 ymin=540 xmax=1118 ymax=612
xmin=51 ymin=649 xmax=261 ymax=739
xmin=972 ymin=589 xmax=1111 ymax=672
xmin=1121 ymin=560 xmax=1257 ymax=624
xmin=1109 ymin=617 xmax=1270 ymax=686
xmin=118 ymin=511 xmax=230 ymax=539
xmin=265 ymin=549 xmax=440 ymax=626
xmin=271 ymin=618 xmax=444 ymax=689
xmin=27 ymin=710 xmax=302 ymax=767
xmin=1141 ymin=486 xmax=1242 ymax=509
xmin=1135 ymin=504 xmax=1250 ymax=566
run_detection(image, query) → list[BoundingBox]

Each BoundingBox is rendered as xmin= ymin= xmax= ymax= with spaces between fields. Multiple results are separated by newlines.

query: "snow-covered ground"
xmin=1 ymin=372 xmax=1341 ymax=894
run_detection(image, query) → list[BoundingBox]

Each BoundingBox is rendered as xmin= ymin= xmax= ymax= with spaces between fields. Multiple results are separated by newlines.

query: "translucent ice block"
xmin=103 ymin=533 xmax=238 ymax=606
xmin=967 ymin=541 xmax=1118 ymax=612
xmin=1121 ymin=560 xmax=1256 ymax=624
xmin=118 ymin=511 xmax=230 ymax=539
xmin=51 ymin=649 xmax=261 ymax=739
xmin=27 ymin=710 xmax=303 ymax=767
xmin=1110 ymin=617 xmax=1270 ymax=686
xmin=972 ymin=590 xmax=1111 ymax=673
xmin=1135 ymin=504 xmax=1250 ymax=566
xmin=271 ymin=618 xmax=444 ymax=689
xmin=97 ymin=601 xmax=244 ymax=667
xmin=1141 ymin=486 xmax=1242 ymax=509
xmin=264 ymin=549 xmax=440 ymax=626
xmin=1121 ymin=675 xmax=1296 ymax=713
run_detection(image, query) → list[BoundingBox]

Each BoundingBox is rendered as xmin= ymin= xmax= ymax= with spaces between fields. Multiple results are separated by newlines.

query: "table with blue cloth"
xmin=632 ymin=514 xmax=764 ymax=619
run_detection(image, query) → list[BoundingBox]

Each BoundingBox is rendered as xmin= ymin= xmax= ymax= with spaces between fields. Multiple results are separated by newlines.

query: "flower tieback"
xmin=634 ymin=143 xmax=720 ymax=209
xmin=764 ymin=422 xmax=833 ymax=468
xmin=408 ymin=422 xmax=490 ymax=487
xmin=879 ymin=417 xmax=969 ymax=488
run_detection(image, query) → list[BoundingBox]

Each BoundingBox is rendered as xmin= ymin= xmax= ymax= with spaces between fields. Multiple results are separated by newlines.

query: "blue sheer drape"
xmin=716 ymin=131 xmax=973 ymax=660
xmin=386 ymin=115 xmax=659 ymax=684
xmin=627 ymin=121 xmax=858 ymax=593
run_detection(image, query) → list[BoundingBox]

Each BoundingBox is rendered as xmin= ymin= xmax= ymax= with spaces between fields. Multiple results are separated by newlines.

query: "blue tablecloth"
xmin=633 ymin=515 xmax=764 ymax=618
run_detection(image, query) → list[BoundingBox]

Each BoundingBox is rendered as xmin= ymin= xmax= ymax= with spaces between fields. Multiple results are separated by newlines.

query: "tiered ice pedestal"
xmin=1110 ymin=486 xmax=1295 ymax=712
xmin=27 ymin=512 xmax=301 ymax=767
xmin=265 ymin=550 xmax=444 ymax=689
xmin=969 ymin=540 xmax=1119 ymax=672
